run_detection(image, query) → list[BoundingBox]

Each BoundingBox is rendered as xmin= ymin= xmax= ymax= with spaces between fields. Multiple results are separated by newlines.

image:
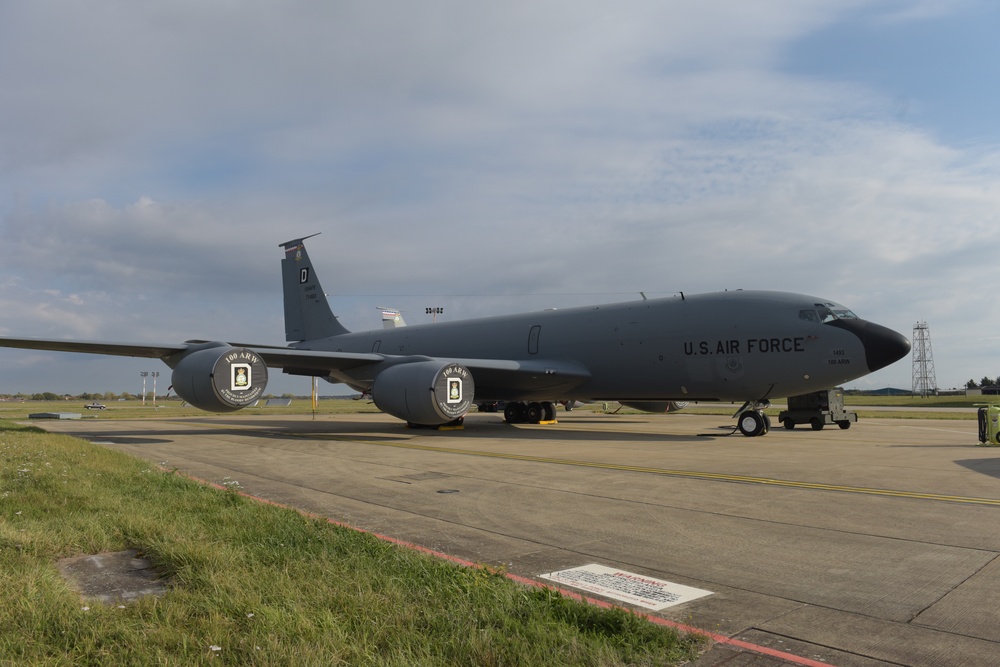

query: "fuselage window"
xmin=528 ymin=325 xmax=541 ymax=354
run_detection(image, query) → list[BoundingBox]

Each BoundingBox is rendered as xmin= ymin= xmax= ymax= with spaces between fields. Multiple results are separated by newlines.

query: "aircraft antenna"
xmin=911 ymin=321 xmax=936 ymax=397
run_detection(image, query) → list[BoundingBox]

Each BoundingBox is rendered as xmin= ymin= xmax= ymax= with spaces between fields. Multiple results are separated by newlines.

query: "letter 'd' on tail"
xmin=280 ymin=235 xmax=350 ymax=341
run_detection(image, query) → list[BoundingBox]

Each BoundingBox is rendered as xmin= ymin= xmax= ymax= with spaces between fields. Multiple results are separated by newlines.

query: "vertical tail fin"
xmin=280 ymin=235 xmax=350 ymax=341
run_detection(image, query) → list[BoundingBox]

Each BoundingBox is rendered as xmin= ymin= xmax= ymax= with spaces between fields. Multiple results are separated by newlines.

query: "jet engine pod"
xmin=371 ymin=361 xmax=475 ymax=426
xmin=171 ymin=346 xmax=268 ymax=412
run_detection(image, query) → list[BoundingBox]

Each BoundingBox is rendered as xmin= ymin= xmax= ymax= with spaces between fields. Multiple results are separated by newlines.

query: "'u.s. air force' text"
xmin=684 ymin=338 xmax=806 ymax=356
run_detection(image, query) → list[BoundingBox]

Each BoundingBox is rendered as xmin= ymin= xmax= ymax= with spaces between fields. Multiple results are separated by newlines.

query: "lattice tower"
xmin=911 ymin=321 xmax=936 ymax=397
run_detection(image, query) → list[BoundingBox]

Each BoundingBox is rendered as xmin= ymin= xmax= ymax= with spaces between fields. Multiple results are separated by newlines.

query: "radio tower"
xmin=911 ymin=321 xmax=936 ymax=397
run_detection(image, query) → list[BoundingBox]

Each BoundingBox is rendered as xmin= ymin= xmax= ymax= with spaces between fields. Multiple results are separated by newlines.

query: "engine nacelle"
xmin=371 ymin=361 xmax=475 ymax=426
xmin=171 ymin=346 xmax=268 ymax=412
xmin=620 ymin=401 xmax=689 ymax=413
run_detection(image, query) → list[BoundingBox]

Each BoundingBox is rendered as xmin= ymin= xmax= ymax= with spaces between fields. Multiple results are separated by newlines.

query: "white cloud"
xmin=1 ymin=0 xmax=999 ymax=392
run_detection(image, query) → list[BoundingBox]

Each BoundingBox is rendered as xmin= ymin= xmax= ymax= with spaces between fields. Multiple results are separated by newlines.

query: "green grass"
xmin=0 ymin=397 xmax=383 ymax=421
xmin=841 ymin=394 xmax=992 ymax=408
xmin=0 ymin=420 xmax=703 ymax=666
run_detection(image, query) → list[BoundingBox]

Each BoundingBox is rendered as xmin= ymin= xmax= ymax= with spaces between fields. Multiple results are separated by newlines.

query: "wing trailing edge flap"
xmin=251 ymin=347 xmax=384 ymax=371
xmin=259 ymin=348 xmax=591 ymax=394
xmin=447 ymin=357 xmax=591 ymax=395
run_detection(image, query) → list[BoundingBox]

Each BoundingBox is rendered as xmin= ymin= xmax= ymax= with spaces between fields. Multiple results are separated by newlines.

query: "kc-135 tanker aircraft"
xmin=0 ymin=235 xmax=910 ymax=436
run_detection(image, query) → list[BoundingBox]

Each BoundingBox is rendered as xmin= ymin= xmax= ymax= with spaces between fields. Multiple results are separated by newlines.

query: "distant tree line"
xmin=0 ymin=392 xmax=145 ymax=401
xmin=965 ymin=378 xmax=1000 ymax=389
xmin=0 ymin=392 xmax=336 ymax=401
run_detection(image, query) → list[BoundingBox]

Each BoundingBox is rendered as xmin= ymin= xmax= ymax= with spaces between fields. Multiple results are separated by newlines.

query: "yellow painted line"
xmin=305 ymin=435 xmax=1000 ymax=507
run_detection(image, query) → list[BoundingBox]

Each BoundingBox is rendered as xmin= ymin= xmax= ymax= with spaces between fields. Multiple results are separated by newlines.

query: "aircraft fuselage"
xmin=296 ymin=290 xmax=907 ymax=404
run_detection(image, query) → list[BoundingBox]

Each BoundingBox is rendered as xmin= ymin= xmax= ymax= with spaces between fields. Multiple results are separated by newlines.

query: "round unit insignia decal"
xmin=212 ymin=348 xmax=268 ymax=407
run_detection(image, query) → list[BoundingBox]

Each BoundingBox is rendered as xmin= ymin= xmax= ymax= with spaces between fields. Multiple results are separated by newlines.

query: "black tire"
xmin=838 ymin=421 xmax=851 ymax=430
xmin=783 ymin=419 xmax=796 ymax=430
xmin=541 ymin=402 xmax=556 ymax=422
xmin=525 ymin=402 xmax=543 ymax=424
xmin=504 ymin=402 xmax=525 ymax=423
xmin=738 ymin=411 xmax=766 ymax=437
xmin=810 ymin=418 xmax=824 ymax=431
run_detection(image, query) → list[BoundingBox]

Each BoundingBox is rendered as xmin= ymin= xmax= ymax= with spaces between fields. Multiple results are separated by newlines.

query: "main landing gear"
xmin=504 ymin=401 xmax=557 ymax=424
xmin=735 ymin=400 xmax=771 ymax=437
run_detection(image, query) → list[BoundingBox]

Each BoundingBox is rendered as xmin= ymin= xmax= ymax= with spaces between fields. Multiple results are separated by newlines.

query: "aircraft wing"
xmin=257 ymin=347 xmax=591 ymax=395
xmin=0 ymin=336 xmax=590 ymax=394
xmin=0 ymin=337 xmax=190 ymax=359
xmin=0 ymin=336 xmax=384 ymax=371
xmin=180 ymin=340 xmax=590 ymax=390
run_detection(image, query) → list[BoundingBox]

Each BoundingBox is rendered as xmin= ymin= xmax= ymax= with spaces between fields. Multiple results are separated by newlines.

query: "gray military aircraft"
xmin=0 ymin=235 xmax=910 ymax=436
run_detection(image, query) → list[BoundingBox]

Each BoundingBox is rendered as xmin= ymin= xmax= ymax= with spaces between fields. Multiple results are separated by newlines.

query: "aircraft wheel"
xmin=526 ymin=402 xmax=543 ymax=423
xmin=541 ymin=401 xmax=556 ymax=422
xmin=810 ymin=418 xmax=824 ymax=431
xmin=504 ymin=402 xmax=526 ymax=423
xmin=738 ymin=411 xmax=766 ymax=437
xmin=783 ymin=419 xmax=796 ymax=430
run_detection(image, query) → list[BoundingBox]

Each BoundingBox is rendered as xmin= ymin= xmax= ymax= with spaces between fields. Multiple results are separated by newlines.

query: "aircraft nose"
xmin=830 ymin=319 xmax=911 ymax=372
xmin=860 ymin=321 xmax=911 ymax=372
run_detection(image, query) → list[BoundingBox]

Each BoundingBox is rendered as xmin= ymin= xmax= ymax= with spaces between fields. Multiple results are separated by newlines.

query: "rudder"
xmin=280 ymin=235 xmax=350 ymax=341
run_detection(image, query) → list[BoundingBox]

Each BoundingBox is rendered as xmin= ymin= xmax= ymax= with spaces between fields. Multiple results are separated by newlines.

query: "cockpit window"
xmin=809 ymin=303 xmax=859 ymax=323
xmin=798 ymin=309 xmax=820 ymax=323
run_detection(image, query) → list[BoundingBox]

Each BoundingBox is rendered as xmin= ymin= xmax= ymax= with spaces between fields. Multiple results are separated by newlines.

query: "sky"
xmin=2 ymin=0 xmax=999 ymax=397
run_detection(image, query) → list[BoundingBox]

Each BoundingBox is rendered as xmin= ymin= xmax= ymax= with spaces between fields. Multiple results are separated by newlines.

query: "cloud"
xmin=2 ymin=0 xmax=999 ymax=393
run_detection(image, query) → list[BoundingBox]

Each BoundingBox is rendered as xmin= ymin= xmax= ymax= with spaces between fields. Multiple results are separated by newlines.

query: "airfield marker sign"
xmin=540 ymin=563 xmax=712 ymax=611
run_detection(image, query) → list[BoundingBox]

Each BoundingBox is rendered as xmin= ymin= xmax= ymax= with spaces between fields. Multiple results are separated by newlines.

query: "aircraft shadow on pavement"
xmin=438 ymin=421 xmax=708 ymax=444
xmin=955 ymin=458 xmax=1000 ymax=480
xmin=234 ymin=414 xmax=716 ymax=444
xmin=84 ymin=436 xmax=176 ymax=446
xmin=67 ymin=416 xmax=715 ymax=445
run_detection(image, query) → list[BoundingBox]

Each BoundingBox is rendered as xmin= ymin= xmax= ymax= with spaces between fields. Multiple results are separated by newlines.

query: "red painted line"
xmin=171 ymin=468 xmax=836 ymax=667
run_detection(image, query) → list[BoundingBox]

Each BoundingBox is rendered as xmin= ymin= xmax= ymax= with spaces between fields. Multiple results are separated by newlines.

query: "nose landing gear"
xmin=735 ymin=400 xmax=771 ymax=437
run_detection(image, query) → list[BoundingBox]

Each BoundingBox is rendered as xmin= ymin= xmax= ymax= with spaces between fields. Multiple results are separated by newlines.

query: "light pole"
xmin=151 ymin=372 xmax=159 ymax=407
xmin=140 ymin=372 xmax=148 ymax=406
xmin=426 ymin=306 xmax=443 ymax=323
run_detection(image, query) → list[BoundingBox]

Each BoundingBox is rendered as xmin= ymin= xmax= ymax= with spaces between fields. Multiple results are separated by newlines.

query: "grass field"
xmin=840 ymin=394 xmax=995 ymax=408
xmin=0 ymin=397 xmax=383 ymax=421
xmin=0 ymin=418 xmax=704 ymax=666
